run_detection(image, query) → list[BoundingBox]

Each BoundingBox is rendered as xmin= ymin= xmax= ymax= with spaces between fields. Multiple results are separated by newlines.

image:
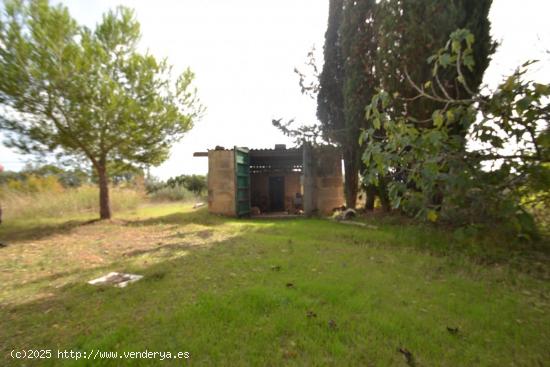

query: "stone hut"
xmin=194 ymin=144 xmax=344 ymax=217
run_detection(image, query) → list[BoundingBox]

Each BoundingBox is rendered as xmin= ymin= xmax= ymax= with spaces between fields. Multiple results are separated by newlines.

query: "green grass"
xmin=1 ymin=204 xmax=549 ymax=366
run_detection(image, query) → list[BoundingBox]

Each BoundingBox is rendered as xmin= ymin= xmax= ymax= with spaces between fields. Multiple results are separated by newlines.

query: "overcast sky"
xmin=1 ymin=0 xmax=549 ymax=179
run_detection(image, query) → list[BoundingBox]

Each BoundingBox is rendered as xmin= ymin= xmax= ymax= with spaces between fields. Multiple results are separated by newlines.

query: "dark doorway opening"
xmin=269 ymin=176 xmax=285 ymax=211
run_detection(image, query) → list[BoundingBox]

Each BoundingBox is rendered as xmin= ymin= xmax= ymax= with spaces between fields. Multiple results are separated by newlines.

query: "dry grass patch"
xmin=0 ymin=205 xmax=238 ymax=305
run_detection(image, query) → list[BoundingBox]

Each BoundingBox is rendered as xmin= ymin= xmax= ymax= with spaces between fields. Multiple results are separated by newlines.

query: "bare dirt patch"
xmin=0 ymin=216 xmax=235 ymax=305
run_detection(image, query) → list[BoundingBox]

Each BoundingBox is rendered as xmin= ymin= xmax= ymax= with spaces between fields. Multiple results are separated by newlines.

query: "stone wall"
xmin=206 ymin=146 xmax=343 ymax=217
xmin=284 ymin=173 xmax=302 ymax=211
xmin=313 ymin=147 xmax=344 ymax=215
xmin=207 ymin=150 xmax=236 ymax=216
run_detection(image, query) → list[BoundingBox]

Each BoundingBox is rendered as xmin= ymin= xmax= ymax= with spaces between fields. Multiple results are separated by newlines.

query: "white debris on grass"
xmin=193 ymin=202 xmax=205 ymax=209
xmin=88 ymin=272 xmax=143 ymax=288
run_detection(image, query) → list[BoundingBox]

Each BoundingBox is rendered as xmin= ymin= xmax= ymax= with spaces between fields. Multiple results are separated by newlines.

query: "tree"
xmin=318 ymin=0 xmax=380 ymax=209
xmin=370 ymin=0 xmax=495 ymax=210
xmin=0 ymin=0 xmax=203 ymax=219
xmin=375 ymin=0 xmax=495 ymax=123
xmin=339 ymin=0 xmax=379 ymax=210
xmin=20 ymin=163 xmax=90 ymax=187
xmin=318 ymin=0 xmax=356 ymax=206
xmin=363 ymin=30 xmax=549 ymax=237
xmin=166 ymin=174 xmax=207 ymax=195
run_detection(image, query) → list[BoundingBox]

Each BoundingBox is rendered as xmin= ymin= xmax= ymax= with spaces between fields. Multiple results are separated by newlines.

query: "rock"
xmin=334 ymin=208 xmax=357 ymax=221
xmin=343 ymin=208 xmax=356 ymax=220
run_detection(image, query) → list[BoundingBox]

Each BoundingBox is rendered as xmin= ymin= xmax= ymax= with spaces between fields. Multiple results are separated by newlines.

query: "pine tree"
xmin=0 ymin=2 xmax=203 ymax=219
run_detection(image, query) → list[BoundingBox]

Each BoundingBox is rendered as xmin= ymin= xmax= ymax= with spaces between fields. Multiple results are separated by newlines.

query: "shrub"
xmin=147 ymin=184 xmax=196 ymax=202
xmin=6 ymin=174 xmax=64 ymax=193
xmin=166 ymin=174 xmax=207 ymax=195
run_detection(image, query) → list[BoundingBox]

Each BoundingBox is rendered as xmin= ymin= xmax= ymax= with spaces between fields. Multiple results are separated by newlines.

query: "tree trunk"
xmin=378 ymin=178 xmax=391 ymax=213
xmin=365 ymin=184 xmax=376 ymax=211
xmin=97 ymin=165 xmax=111 ymax=220
xmin=343 ymin=148 xmax=359 ymax=209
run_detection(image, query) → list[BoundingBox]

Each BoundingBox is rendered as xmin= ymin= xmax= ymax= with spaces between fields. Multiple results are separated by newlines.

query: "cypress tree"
xmin=318 ymin=0 xmax=495 ymax=210
xmin=376 ymin=0 xmax=495 ymax=122
xmin=373 ymin=0 xmax=495 ymax=209
xmin=339 ymin=0 xmax=379 ymax=210
xmin=318 ymin=0 xmax=379 ymax=209
xmin=317 ymin=0 xmax=345 ymax=140
xmin=318 ymin=0 xmax=360 ymax=208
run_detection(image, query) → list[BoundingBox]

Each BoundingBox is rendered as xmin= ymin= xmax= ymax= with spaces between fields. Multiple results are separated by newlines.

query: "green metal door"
xmin=234 ymin=147 xmax=251 ymax=217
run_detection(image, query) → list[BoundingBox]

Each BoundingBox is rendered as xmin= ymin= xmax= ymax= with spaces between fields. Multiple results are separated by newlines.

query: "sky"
xmin=1 ymin=0 xmax=549 ymax=179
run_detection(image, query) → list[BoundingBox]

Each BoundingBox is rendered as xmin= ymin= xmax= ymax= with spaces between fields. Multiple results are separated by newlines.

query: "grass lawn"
xmin=1 ymin=204 xmax=549 ymax=366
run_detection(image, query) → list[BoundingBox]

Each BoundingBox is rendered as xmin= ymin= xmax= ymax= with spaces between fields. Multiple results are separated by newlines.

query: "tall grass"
xmin=0 ymin=185 xmax=143 ymax=221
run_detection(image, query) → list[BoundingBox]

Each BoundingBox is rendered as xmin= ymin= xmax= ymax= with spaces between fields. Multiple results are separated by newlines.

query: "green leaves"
xmin=432 ymin=110 xmax=444 ymax=128
xmin=0 ymin=0 xmax=203 ymax=163
xmin=438 ymin=53 xmax=452 ymax=68
xmin=516 ymin=96 xmax=533 ymax=115
xmin=362 ymin=27 xmax=548 ymax=234
xmin=366 ymin=91 xmax=394 ymax=132
xmin=426 ymin=209 xmax=438 ymax=222
xmin=373 ymin=117 xmax=381 ymax=130
xmin=0 ymin=0 xmax=203 ymax=217
xmin=534 ymin=83 xmax=550 ymax=95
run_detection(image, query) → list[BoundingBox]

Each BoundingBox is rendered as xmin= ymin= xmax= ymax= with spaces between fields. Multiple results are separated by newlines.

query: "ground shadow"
xmin=0 ymin=225 xmax=252 ymax=366
xmin=125 ymin=208 xmax=229 ymax=228
xmin=0 ymin=219 xmax=100 ymax=245
xmin=0 ymin=208 xmax=227 ymax=246
xmin=121 ymin=241 xmax=197 ymax=257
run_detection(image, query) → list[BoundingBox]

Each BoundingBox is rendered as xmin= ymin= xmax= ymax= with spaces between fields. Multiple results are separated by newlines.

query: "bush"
xmin=6 ymin=174 xmax=64 ymax=193
xmin=166 ymin=174 xmax=207 ymax=195
xmin=147 ymin=184 xmax=197 ymax=202
xmin=0 ymin=165 xmax=91 ymax=188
